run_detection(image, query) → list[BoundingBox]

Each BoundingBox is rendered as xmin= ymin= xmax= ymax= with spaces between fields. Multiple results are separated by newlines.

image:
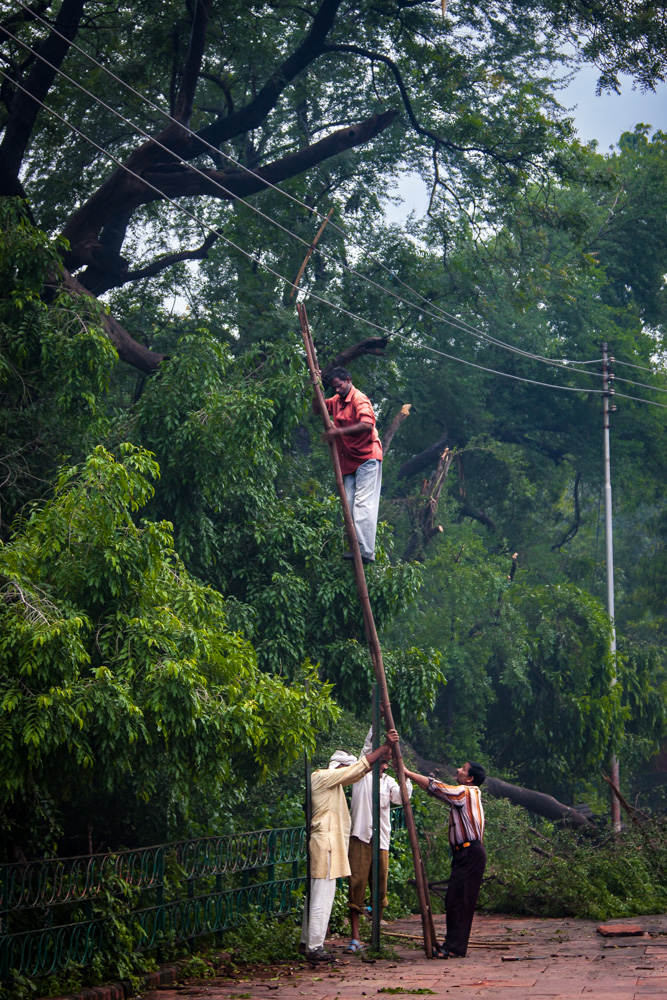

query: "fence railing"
xmin=0 ymin=810 xmax=405 ymax=983
xmin=0 ymin=827 xmax=307 ymax=982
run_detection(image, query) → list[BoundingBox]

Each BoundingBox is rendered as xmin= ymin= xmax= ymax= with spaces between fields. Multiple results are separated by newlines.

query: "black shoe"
xmin=433 ymin=944 xmax=450 ymax=959
xmin=361 ymin=556 xmax=375 ymax=565
xmin=306 ymin=946 xmax=334 ymax=963
xmin=298 ymin=942 xmax=307 ymax=955
xmin=342 ymin=552 xmax=354 ymax=560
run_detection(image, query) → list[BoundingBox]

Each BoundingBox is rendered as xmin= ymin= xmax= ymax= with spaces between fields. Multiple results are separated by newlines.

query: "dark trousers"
xmin=444 ymin=841 xmax=486 ymax=956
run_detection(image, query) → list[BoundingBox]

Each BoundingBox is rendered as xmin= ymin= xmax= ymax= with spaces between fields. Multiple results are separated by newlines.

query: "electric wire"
xmin=612 ymin=374 xmax=667 ymax=395
xmin=390 ymin=333 xmax=667 ymax=408
xmin=614 ymin=359 xmax=667 ymax=375
xmin=4 ymin=72 xmax=667 ymax=410
xmin=16 ymin=0 xmax=666 ymax=385
xmin=2 ymin=15 xmax=608 ymax=381
xmin=7 ymin=0 xmax=610 ymax=377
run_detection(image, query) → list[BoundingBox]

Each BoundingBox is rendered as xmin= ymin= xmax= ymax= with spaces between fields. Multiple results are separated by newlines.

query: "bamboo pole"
xmin=290 ymin=208 xmax=334 ymax=298
xmin=297 ymin=301 xmax=435 ymax=958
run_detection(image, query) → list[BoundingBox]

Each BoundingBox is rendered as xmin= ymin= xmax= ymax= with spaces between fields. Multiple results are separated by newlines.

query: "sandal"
xmin=432 ymin=943 xmax=450 ymax=959
xmin=345 ymin=939 xmax=367 ymax=953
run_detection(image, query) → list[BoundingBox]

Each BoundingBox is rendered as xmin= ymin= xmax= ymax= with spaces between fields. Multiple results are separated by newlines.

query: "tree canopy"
xmin=1 ymin=1 xmax=667 ymax=856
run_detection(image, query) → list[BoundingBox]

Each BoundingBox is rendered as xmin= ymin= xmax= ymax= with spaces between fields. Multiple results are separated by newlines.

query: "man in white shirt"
xmin=300 ymin=729 xmax=399 ymax=963
xmin=346 ymin=727 xmax=412 ymax=953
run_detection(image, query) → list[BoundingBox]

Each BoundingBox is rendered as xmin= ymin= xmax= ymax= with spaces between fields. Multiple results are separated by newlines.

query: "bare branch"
xmin=125 ymin=231 xmax=219 ymax=281
xmin=0 ymin=0 xmax=86 ymax=178
xmin=173 ymin=0 xmax=212 ymax=126
xmin=382 ymin=403 xmax=411 ymax=455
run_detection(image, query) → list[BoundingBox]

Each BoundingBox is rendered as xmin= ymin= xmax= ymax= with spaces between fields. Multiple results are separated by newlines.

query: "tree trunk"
xmin=404 ymin=744 xmax=592 ymax=829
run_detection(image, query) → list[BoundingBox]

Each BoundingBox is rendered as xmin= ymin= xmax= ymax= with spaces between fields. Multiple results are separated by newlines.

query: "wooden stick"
xmin=382 ymin=403 xmax=411 ymax=455
xmin=290 ymin=208 xmax=334 ymax=298
xmin=602 ymin=773 xmax=650 ymax=826
xmin=384 ymin=931 xmax=510 ymax=950
xmin=297 ymin=302 xmax=435 ymax=959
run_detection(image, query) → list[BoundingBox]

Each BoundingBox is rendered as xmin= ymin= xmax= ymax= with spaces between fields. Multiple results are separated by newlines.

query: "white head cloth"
xmin=328 ymin=750 xmax=357 ymax=769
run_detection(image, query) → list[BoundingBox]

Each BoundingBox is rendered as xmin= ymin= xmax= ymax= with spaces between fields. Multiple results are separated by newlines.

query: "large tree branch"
xmin=0 ymin=0 xmax=86 ymax=178
xmin=321 ymin=335 xmax=390 ymax=380
xmin=193 ymin=0 xmax=344 ymax=153
xmin=459 ymin=500 xmax=496 ymax=531
xmin=63 ymin=112 xmax=398 ymax=288
xmin=58 ymin=270 xmax=165 ymax=374
xmin=398 ymin=436 xmax=449 ymax=480
xmin=124 ymin=231 xmax=219 ymax=282
xmin=172 ymin=0 xmax=212 ymax=126
xmin=142 ymin=112 xmax=399 ymax=201
xmin=404 ymin=743 xmax=592 ymax=829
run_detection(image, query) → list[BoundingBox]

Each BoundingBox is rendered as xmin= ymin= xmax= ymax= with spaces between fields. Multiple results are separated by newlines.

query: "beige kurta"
xmin=309 ymin=757 xmax=371 ymax=879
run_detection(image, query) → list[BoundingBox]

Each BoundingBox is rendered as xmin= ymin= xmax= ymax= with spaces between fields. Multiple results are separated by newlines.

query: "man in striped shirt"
xmin=404 ymin=761 xmax=486 ymax=959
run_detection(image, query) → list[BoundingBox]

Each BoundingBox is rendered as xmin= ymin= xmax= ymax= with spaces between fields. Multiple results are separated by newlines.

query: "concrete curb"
xmin=40 ymin=964 xmax=181 ymax=1000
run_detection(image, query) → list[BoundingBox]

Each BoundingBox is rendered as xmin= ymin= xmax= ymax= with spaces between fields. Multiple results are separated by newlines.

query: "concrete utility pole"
xmin=602 ymin=343 xmax=621 ymax=832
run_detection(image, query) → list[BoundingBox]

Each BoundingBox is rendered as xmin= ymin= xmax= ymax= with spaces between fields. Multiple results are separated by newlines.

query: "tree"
xmin=1 ymin=1 xmax=665 ymax=372
xmin=0 ymin=443 xmax=339 ymax=857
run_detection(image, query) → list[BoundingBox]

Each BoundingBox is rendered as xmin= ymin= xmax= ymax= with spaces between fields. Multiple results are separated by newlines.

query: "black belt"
xmin=452 ymin=840 xmax=481 ymax=851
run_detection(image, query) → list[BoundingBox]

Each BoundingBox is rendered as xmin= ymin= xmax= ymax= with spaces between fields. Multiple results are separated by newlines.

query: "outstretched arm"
xmin=404 ymin=768 xmax=430 ymax=792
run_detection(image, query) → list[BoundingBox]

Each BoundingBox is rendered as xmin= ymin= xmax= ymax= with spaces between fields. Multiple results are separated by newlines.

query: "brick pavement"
xmin=145 ymin=913 xmax=667 ymax=1000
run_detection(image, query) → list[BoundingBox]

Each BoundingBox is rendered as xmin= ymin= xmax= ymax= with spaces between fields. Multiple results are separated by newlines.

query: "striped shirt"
xmin=427 ymin=778 xmax=485 ymax=847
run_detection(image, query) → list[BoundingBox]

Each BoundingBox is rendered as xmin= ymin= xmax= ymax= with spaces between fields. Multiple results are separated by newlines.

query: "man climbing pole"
xmin=313 ymin=366 xmax=383 ymax=564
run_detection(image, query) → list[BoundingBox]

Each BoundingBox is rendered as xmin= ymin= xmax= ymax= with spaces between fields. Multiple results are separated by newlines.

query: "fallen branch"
xmin=402 ymin=741 xmax=592 ymax=828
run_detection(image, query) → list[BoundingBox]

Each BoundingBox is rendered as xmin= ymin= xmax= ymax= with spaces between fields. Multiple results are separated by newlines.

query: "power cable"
xmin=4 ymin=69 xmax=667 ymax=410
xmin=612 ymin=374 xmax=667 ymax=395
xmin=614 ymin=358 xmax=667 ymax=374
xmin=6 ymin=0 xmax=608 ymax=377
xmin=391 ymin=333 xmax=667 ymax=408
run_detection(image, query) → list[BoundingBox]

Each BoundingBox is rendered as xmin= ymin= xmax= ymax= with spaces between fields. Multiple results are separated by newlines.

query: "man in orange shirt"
xmin=317 ymin=366 xmax=383 ymax=564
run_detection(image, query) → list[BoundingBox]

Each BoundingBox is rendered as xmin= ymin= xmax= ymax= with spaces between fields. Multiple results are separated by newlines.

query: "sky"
xmin=563 ymin=66 xmax=666 ymax=151
xmin=386 ymin=66 xmax=667 ymax=222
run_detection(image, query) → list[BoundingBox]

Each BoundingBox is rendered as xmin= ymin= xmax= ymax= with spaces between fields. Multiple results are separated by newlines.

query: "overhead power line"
xmin=6 ymin=0 xmax=614 ymax=379
xmin=2 ymin=67 xmax=632 ymax=406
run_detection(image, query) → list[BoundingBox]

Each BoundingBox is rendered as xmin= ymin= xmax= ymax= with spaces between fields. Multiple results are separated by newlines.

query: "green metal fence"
xmin=0 ymin=811 xmax=406 ymax=983
xmin=0 ymin=826 xmax=307 ymax=982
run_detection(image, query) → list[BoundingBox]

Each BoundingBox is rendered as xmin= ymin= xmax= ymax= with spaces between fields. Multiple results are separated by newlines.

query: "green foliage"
xmin=489 ymin=583 xmax=622 ymax=795
xmin=216 ymin=912 xmax=301 ymax=966
xmin=0 ymin=444 xmax=338 ymax=854
xmin=0 ymin=199 xmax=117 ymax=530
xmin=410 ymin=790 xmax=667 ymax=921
xmin=479 ymin=797 xmax=667 ymax=919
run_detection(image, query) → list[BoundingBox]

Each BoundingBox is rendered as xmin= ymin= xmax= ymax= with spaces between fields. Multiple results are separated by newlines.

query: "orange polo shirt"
xmin=325 ymin=385 xmax=383 ymax=475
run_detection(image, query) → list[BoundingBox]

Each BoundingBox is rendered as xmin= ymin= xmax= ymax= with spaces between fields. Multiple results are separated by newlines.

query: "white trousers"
xmin=300 ymin=854 xmax=337 ymax=952
xmin=343 ymin=459 xmax=382 ymax=561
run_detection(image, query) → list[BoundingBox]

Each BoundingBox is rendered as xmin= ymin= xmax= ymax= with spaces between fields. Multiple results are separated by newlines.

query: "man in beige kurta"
xmin=300 ymin=729 xmax=399 ymax=961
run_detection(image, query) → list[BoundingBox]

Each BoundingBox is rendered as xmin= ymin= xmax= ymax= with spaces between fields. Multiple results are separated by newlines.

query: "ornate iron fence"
xmin=0 ymin=827 xmax=307 ymax=982
xmin=0 ymin=811 xmax=404 ymax=983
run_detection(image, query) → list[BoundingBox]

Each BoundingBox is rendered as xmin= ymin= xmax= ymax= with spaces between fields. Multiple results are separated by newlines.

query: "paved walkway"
xmin=148 ymin=913 xmax=667 ymax=1000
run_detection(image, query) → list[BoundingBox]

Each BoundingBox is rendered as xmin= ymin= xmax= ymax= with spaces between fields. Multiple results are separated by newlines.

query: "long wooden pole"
xmin=297 ymin=302 xmax=435 ymax=958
